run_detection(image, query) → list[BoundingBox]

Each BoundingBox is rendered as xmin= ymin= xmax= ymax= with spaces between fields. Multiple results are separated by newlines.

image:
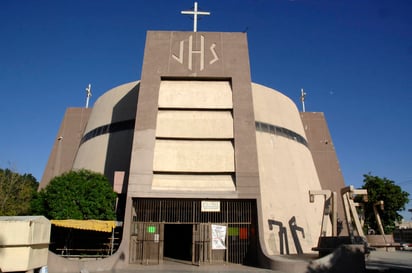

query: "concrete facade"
xmin=128 ymin=31 xmax=260 ymax=200
xmin=40 ymin=108 xmax=91 ymax=189
xmin=300 ymin=112 xmax=347 ymax=235
xmin=41 ymin=31 xmax=348 ymax=273
xmin=252 ymin=83 xmax=324 ymax=257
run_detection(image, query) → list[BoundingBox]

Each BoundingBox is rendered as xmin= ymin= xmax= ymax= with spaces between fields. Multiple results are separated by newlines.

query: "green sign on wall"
xmin=147 ymin=226 xmax=156 ymax=233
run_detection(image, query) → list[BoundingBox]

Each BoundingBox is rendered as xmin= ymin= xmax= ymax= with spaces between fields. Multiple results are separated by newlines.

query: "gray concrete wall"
xmin=40 ymin=108 xmax=91 ymax=189
xmin=300 ymin=112 xmax=348 ymax=235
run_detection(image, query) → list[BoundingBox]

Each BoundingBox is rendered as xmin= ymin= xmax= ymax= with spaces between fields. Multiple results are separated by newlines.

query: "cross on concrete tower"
xmin=181 ymin=2 xmax=210 ymax=32
xmin=85 ymin=84 xmax=92 ymax=108
xmin=300 ymin=88 xmax=307 ymax=112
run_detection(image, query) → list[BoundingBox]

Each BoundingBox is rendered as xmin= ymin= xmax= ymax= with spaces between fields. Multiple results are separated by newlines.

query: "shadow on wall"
xmin=268 ymin=216 xmax=305 ymax=255
xmin=104 ymin=83 xmax=139 ymax=183
xmin=105 ymin=82 xmax=140 ymax=221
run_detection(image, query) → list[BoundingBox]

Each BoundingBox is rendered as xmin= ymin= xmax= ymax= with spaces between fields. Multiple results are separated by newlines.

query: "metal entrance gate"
xmin=130 ymin=199 xmax=256 ymax=265
xmin=130 ymin=222 xmax=163 ymax=265
xmin=193 ymin=223 xmax=211 ymax=265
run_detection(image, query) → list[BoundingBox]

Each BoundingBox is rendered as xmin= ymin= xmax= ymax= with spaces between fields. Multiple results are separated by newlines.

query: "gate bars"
xmin=130 ymin=198 xmax=256 ymax=265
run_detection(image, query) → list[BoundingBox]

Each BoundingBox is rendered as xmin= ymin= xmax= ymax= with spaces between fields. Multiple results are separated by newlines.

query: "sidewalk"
xmin=102 ymin=260 xmax=284 ymax=273
xmin=366 ymin=250 xmax=412 ymax=272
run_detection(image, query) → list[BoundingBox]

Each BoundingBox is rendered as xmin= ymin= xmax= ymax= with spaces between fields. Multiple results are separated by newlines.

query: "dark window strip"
xmin=79 ymin=119 xmax=307 ymax=149
xmin=80 ymin=119 xmax=135 ymax=145
xmin=255 ymin=121 xmax=308 ymax=147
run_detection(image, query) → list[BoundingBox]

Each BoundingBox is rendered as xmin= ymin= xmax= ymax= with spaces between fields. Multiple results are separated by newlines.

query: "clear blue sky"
xmin=1 ymin=0 xmax=411 ymax=218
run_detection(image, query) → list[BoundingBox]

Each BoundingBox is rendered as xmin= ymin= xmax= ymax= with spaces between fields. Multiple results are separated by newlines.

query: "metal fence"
xmin=130 ymin=198 xmax=256 ymax=265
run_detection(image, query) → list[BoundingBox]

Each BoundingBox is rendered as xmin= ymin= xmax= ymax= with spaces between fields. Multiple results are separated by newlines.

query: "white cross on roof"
xmin=181 ymin=2 xmax=210 ymax=32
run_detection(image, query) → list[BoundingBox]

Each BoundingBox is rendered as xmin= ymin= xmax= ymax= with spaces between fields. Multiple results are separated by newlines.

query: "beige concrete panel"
xmin=158 ymin=80 xmax=233 ymax=109
xmin=0 ymin=247 xmax=49 ymax=271
xmin=256 ymin=132 xmax=324 ymax=255
xmin=84 ymin=81 xmax=139 ymax=132
xmin=126 ymin=173 xmax=153 ymax=196
xmin=130 ymin=129 xmax=156 ymax=172
xmin=72 ymin=134 xmax=109 ymax=174
xmin=152 ymin=174 xmax=235 ymax=191
xmin=128 ymin=129 xmax=157 ymax=194
xmin=252 ymin=83 xmax=305 ymax=137
xmin=0 ymin=216 xmax=50 ymax=245
xmin=153 ymin=140 xmax=234 ymax=172
xmin=156 ymin=110 xmax=233 ymax=138
xmin=0 ymin=216 xmax=50 ymax=271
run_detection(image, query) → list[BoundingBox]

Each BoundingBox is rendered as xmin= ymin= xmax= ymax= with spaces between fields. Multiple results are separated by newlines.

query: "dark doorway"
xmin=163 ymin=224 xmax=192 ymax=262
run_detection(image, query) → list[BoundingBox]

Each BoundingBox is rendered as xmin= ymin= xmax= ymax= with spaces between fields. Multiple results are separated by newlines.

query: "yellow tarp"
xmin=51 ymin=219 xmax=116 ymax=232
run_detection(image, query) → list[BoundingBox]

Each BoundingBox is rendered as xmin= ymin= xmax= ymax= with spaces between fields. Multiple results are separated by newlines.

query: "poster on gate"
xmin=211 ymin=224 xmax=226 ymax=250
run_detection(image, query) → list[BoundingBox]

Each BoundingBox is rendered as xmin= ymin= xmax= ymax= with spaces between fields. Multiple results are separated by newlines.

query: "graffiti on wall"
xmin=268 ymin=216 xmax=305 ymax=255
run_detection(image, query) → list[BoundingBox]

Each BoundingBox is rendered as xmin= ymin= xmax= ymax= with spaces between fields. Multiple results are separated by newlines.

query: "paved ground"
xmin=65 ymin=251 xmax=412 ymax=273
xmin=124 ymin=263 xmax=284 ymax=273
xmin=366 ymin=250 xmax=412 ymax=272
xmin=120 ymin=251 xmax=412 ymax=273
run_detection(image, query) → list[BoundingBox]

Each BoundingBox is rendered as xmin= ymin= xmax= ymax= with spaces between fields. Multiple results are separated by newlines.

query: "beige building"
xmin=41 ymin=31 xmax=346 ymax=272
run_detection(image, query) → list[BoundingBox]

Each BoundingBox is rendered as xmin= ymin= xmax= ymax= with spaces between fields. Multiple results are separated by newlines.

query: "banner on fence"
xmin=211 ymin=224 xmax=226 ymax=250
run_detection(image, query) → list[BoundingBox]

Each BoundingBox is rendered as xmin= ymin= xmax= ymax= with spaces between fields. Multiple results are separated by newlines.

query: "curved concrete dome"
xmin=252 ymin=83 xmax=324 ymax=255
xmin=83 ymin=81 xmax=140 ymax=132
xmin=252 ymin=82 xmax=305 ymax=137
xmin=72 ymin=81 xmax=139 ymax=179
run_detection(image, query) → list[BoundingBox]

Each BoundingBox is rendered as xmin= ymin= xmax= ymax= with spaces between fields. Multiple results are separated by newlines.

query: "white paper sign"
xmin=211 ymin=224 xmax=226 ymax=250
xmin=201 ymin=201 xmax=220 ymax=212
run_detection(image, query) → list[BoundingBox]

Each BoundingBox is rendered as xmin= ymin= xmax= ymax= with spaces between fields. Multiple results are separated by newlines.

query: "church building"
xmin=40 ymin=6 xmax=346 ymax=272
